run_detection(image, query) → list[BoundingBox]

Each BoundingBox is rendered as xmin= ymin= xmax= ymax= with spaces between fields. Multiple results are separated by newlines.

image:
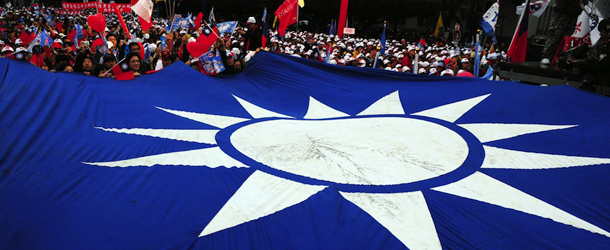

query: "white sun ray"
xmin=233 ymin=95 xmax=293 ymax=119
xmin=412 ymin=94 xmax=491 ymax=123
xmin=304 ymin=96 xmax=349 ymax=119
xmin=340 ymin=191 xmax=442 ymax=250
xmin=357 ymin=91 xmax=405 ymax=116
xmin=83 ymin=147 xmax=247 ymax=168
xmin=459 ymin=124 xmax=578 ymax=143
xmin=482 ymin=146 xmax=610 ymax=169
xmin=432 ymin=172 xmax=610 ymax=237
xmin=156 ymin=107 xmax=248 ymax=129
xmin=95 ymin=127 xmax=218 ymax=144
xmin=199 ymin=170 xmax=326 ymax=237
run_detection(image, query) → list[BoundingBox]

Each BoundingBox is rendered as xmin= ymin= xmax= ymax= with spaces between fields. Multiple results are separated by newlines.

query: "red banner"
xmin=61 ymin=2 xmax=131 ymax=13
xmin=274 ymin=0 xmax=298 ymax=37
xmin=337 ymin=0 xmax=348 ymax=38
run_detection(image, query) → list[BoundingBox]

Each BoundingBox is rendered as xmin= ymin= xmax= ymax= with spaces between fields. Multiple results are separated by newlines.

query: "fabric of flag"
xmin=262 ymin=8 xmax=269 ymax=48
xmin=473 ymin=40 xmax=481 ymax=77
xmin=507 ymin=0 xmax=530 ymax=63
xmin=337 ymin=0 xmax=348 ymax=37
xmin=40 ymin=30 xmax=53 ymax=47
xmin=480 ymin=1 xmax=499 ymax=38
xmin=161 ymin=36 xmax=166 ymax=51
xmin=208 ymin=7 xmax=216 ymax=27
xmin=217 ymin=21 xmax=237 ymax=35
xmin=379 ymin=24 xmax=386 ymax=56
xmin=434 ymin=13 xmax=443 ymax=38
xmin=516 ymin=0 xmax=550 ymax=18
xmin=111 ymin=60 xmax=135 ymax=80
xmin=481 ymin=65 xmax=494 ymax=80
xmin=275 ymin=0 xmax=298 ymax=37
xmin=197 ymin=50 xmax=225 ymax=75
xmin=112 ymin=2 xmax=131 ymax=39
xmin=195 ymin=12 xmax=203 ymax=29
xmin=131 ymin=0 xmax=153 ymax=31
xmin=2 ymin=52 xmax=610 ymax=250
xmin=329 ymin=20 xmax=334 ymax=36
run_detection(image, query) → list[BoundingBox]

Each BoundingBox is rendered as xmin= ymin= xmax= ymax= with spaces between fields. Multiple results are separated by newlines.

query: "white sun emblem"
xmin=85 ymin=92 xmax=610 ymax=249
xmin=121 ymin=63 xmax=129 ymax=71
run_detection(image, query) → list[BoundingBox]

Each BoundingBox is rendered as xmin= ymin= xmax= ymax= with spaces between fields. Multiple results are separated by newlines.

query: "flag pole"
xmin=474 ymin=29 xmax=482 ymax=77
xmin=372 ymin=21 xmax=385 ymax=69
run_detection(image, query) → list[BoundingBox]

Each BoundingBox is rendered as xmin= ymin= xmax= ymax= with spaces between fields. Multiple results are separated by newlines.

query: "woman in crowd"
xmin=124 ymin=52 xmax=143 ymax=76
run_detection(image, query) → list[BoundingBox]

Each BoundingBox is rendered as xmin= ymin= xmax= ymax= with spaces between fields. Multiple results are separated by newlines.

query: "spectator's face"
xmin=162 ymin=58 xmax=171 ymax=67
xmin=108 ymin=36 xmax=117 ymax=46
xmin=63 ymin=65 xmax=74 ymax=72
xmin=129 ymin=56 xmax=140 ymax=71
xmin=82 ymin=58 xmax=93 ymax=71
xmin=130 ymin=45 xmax=140 ymax=54
xmin=104 ymin=59 xmax=116 ymax=68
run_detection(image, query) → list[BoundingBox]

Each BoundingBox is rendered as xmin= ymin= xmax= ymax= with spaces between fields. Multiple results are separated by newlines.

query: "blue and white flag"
xmin=40 ymin=30 xmax=53 ymax=47
xmin=481 ymin=65 xmax=494 ymax=80
xmin=1 ymin=53 xmax=610 ymax=249
xmin=516 ymin=0 xmax=551 ymax=18
xmin=197 ymin=50 xmax=225 ymax=74
xmin=480 ymin=1 xmax=500 ymax=38
xmin=217 ymin=21 xmax=238 ymax=34
xmin=74 ymin=24 xmax=85 ymax=49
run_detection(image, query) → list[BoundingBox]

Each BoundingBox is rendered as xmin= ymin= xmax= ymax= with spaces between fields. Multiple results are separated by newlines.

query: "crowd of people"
xmin=0 ymin=5 xmax=507 ymax=79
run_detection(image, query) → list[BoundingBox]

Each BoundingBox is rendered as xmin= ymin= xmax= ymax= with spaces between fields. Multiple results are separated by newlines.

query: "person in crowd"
xmin=124 ymin=52 xmax=143 ymax=76
xmin=237 ymin=17 xmax=262 ymax=52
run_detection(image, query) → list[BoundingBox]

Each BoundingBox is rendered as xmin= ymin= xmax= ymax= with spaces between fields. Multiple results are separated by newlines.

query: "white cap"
xmin=247 ymin=17 xmax=256 ymax=24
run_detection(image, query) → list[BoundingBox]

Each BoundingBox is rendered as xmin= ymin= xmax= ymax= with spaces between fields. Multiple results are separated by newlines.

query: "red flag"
xmin=132 ymin=0 xmax=153 ymax=31
xmin=29 ymin=54 xmax=44 ymax=67
xmin=507 ymin=0 xmax=530 ymax=63
xmin=112 ymin=2 xmax=131 ymax=39
xmin=18 ymin=31 xmax=36 ymax=45
xmin=56 ymin=21 xmax=63 ymax=33
xmin=275 ymin=0 xmax=298 ymax=37
xmin=139 ymin=16 xmax=152 ymax=31
xmin=196 ymin=26 xmax=219 ymax=54
xmin=111 ymin=60 xmax=135 ymax=81
xmin=195 ymin=13 xmax=203 ymax=29
xmin=337 ymin=0 xmax=349 ymax=37
xmin=91 ymin=37 xmax=106 ymax=52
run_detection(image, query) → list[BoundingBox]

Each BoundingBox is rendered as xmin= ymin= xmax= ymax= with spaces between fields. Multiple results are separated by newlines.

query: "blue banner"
xmin=217 ymin=21 xmax=237 ymax=34
xmin=1 ymin=53 xmax=610 ymax=249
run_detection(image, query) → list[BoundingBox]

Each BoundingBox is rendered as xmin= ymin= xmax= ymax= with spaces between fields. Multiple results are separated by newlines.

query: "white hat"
xmin=2 ymin=46 xmax=14 ymax=52
xmin=107 ymin=41 xmax=114 ymax=49
xmin=148 ymin=43 xmax=157 ymax=52
xmin=440 ymin=69 xmax=454 ymax=76
xmin=418 ymin=68 xmax=427 ymax=74
xmin=429 ymin=68 xmax=438 ymax=75
xmin=14 ymin=38 xmax=22 ymax=45
xmin=402 ymin=66 xmax=410 ymax=72
xmin=461 ymin=58 xmax=469 ymax=63
xmin=247 ymin=17 xmax=256 ymax=24
xmin=143 ymin=33 xmax=150 ymax=40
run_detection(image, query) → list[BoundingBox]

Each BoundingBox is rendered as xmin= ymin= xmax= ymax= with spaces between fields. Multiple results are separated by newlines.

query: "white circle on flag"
xmin=231 ymin=117 xmax=469 ymax=185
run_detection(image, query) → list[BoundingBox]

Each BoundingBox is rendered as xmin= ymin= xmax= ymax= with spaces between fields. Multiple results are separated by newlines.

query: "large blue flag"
xmin=1 ymin=53 xmax=610 ymax=249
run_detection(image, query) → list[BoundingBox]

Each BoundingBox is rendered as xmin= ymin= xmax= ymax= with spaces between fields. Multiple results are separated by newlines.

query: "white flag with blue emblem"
xmin=480 ymin=1 xmax=499 ymax=37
